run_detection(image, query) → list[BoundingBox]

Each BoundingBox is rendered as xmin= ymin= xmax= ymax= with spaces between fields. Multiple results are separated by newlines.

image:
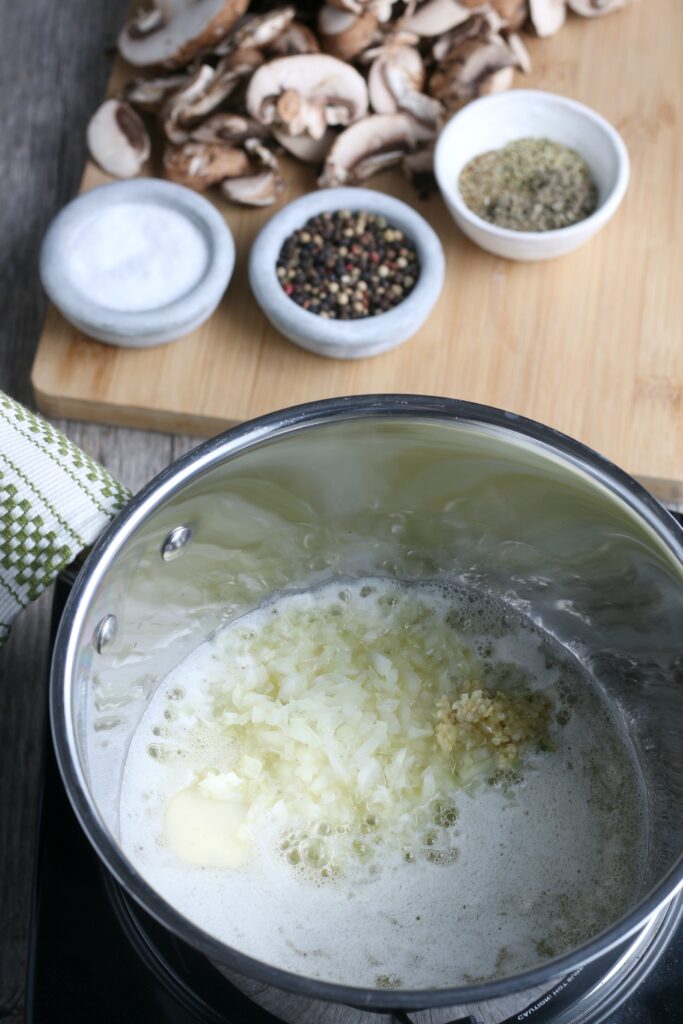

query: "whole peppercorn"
xmin=276 ymin=210 xmax=420 ymax=320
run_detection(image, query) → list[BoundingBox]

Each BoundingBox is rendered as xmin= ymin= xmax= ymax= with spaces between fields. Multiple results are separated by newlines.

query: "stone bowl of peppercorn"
xmin=434 ymin=90 xmax=629 ymax=262
xmin=249 ymin=188 xmax=445 ymax=359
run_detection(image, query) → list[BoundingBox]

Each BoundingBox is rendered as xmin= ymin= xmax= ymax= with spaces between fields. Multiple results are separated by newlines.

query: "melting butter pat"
xmin=165 ymin=787 xmax=252 ymax=869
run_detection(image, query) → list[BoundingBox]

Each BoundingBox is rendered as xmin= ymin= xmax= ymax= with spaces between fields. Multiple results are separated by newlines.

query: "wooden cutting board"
xmin=31 ymin=0 xmax=683 ymax=501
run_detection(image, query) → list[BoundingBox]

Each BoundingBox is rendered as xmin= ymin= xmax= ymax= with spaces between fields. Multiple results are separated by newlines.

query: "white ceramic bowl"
xmin=434 ymin=90 xmax=629 ymax=262
xmin=249 ymin=188 xmax=445 ymax=359
xmin=40 ymin=180 xmax=235 ymax=347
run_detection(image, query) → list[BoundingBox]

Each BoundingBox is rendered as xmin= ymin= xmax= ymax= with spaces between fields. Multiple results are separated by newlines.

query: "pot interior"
xmin=56 ymin=409 xmax=683 ymax=999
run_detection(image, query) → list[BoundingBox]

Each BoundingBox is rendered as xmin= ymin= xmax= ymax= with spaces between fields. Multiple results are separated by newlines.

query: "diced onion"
xmin=191 ymin=582 xmax=549 ymax=842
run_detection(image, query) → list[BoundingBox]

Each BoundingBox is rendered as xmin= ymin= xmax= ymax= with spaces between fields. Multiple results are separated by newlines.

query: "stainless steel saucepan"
xmin=13 ymin=395 xmax=683 ymax=1013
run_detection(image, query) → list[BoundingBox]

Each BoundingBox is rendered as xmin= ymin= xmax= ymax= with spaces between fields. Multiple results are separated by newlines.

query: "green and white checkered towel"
xmin=0 ymin=392 xmax=130 ymax=646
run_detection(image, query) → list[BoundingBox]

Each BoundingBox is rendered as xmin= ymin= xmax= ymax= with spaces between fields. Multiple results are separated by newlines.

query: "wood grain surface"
xmin=31 ymin=0 xmax=683 ymax=500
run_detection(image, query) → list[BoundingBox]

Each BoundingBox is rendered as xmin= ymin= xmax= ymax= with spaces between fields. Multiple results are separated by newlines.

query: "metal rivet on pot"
xmin=161 ymin=525 xmax=192 ymax=562
xmin=94 ymin=614 xmax=117 ymax=654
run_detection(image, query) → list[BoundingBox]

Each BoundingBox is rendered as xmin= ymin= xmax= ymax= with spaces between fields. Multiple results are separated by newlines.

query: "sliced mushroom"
xmin=368 ymin=44 xmax=423 ymax=109
xmin=268 ymin=21 xmax=320 ymax=55
xmin=428 ymin=38 xmax=517 ymax=106
xmin=492 ymin=0 xmax=529 ymax=27
xmin=118 ymin=0 xmax=250 ymax=68
xmin=318 ymin=5 xmax=379 ymax=60
xmin=190 ymin=112 xmax=269 ymax=144
xmin=505 ymin=31 xmax=531 ymax=73
xmin=368 ymin=46 xmax=443 ymax=128
xmin=161 ymin=65 xmax=211 ymax=142
xmin=528 ymin=0 xmax=567 ymax=36
xmin=163 ymin=141 xmax=251 ymax=189
xmin=325 ymin=0 xmax=364 ymax=15
xmin=246 ymin=54 xmax=368 ymax=140
xmin=401 ymin=0 xmax=477 ymax=37
xmin=402 ymin=145 xmax=436 ymax=195
xmin=385 ymin=66 xmax=445 ymax=127
xmin=326 ymin=0 xmax=394 ymax=18
xmin=221 ymin=170 xmax=283 ymax=205
xmin=219 ymin=46 xmax=266 ymax=74
xmin=212 ymin=6 xmax=297 ymax=55
xmin=161 ymin=64 xmax=215 ymax=143
xmin=567 ymin=0 xmax=631 ymax=15
xmin=478 ymin=63 xmax=515 ymax=93
xmin=432 ymin=13 xmax=490 ymax=59
xmin=123 ymin=73 xmax=191 ymax=112
xmin=242 ymin=137 xmax=279 ymax=169
xmin=86 ymin=99 xmax=151 ymax=178
xmin=161 ymin=52 xmax=262 ymax=143
xmin=360 ymin=30 xmax=421 ymax=58
xmin=373 ymin=0 xmax=395 ymax=21
xmin=319 ymin=112 xmax=434 ymax=186
xmin=273 ymin=128 xmax=335 ymax=163
xmin=218 ymin=138 xmax=284 ymax=206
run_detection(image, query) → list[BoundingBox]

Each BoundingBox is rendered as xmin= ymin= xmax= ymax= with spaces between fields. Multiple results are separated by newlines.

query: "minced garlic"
xmin=435 ymin=686 xmax=553 ymax=774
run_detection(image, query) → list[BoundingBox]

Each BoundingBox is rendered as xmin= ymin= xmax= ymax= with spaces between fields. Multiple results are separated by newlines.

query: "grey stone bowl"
xmin=249 ymin=188 xmax=445 ymax=359
xmin=40 ymin=179 xmax=235 ymax=348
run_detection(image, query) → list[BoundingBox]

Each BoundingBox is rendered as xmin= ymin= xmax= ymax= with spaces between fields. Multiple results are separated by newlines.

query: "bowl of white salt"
xmin=40 ymin=179 xmax=234 ymax=347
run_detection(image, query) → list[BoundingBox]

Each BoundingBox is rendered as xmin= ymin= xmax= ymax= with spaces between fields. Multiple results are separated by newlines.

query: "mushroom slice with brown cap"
xmin=268 ymin=21 xmax=320 ymax=56
xmin=319 ymin=112 xmax=434 ymax=186
xmin=467 ymin=0 xmax=529 ymax=26
xmin=220 ymin=141 xmax=285 ymax=206
xmin=478 ymin=63 xmax=515 ymax=93
xmin=428 ymin=38 xmax=517 ymax=106
xmin=222 ymin=170 xmax=283 ymax=206
xmin=384 ymin=66 xmax=445 ymax=127
xmin=431 ymin=8 xmax=528 ymax=68
xmin=374 ymin=0 xmax=395 ymax=20
xmin=326 ymin=0 xmax=364 ymax=15
xmin=492 ymin=0 xmax=529 ymax=27
xmin=190 ymin=112 xmax=269 ymax=144
xmin=368 ymin=45 xmax=422 ymax=112
xmin=243 ymin=137 xmax=279 ymax=170
xmin=401 ymin=0 xmax=478 ymax=37
xmin=505 ymin=31 xmax=531 ymax=73
xmin=328 ymin=0 xmax=394 ymax=20
xmin=431 ymin=12 xmax=499 ymax=60
xmin=163 ymin=140 xmax=251 ymax=189
xmin=433 ymin=19 xmax=477 ymax=60
xmin=368 ymin=45 xmax=444 ymax=128
xmin=87 ymin=99 xmax=151 ymax=178
xmin=360 ymin=30 xmax=421 ymax=58
xmin=318 ymin=5 xmax=379 ymax=60
xmin=118 ymin=0 xmax=250 ymax=68
xmin=273 ymin=128 xmax=335 ymax=163
xmin=528 ymin=0 xmax=567 ymax=36
xmin=212 ymin=6 xmax=297 ymax=55
xmin=568 ymin=0 xmax=631 ymax=15
xmin=161 ymin=63 xmax=216 ymax=142
xmin=246 ymin=54 xmax=368 ymax=140
xmin=123 ymin=73 xmax=191 ymax=112
xmin=162 ymin=52 xmax=262 ymax=143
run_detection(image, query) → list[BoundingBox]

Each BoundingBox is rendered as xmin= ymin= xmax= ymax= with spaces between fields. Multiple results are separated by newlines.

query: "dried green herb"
xmin=458 ymin=137 xmax=598 ymax=232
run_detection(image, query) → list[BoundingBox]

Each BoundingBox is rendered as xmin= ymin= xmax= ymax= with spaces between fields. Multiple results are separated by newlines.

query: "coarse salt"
xmin=65 ymin=201 xmax=209 ymax=313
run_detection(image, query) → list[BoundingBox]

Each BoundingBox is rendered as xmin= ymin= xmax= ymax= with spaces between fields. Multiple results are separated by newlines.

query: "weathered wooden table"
xmin=0 ymin=5 xmax=198 ymax=1019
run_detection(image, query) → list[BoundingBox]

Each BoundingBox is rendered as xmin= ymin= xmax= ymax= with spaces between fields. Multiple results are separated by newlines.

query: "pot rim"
xmin=50 ymin=394 xmax=683 ymax=1010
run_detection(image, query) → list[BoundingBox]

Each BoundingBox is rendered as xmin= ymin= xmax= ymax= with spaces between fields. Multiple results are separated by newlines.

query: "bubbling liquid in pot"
xmin=119 ymin=578 xmax=646 ymax=989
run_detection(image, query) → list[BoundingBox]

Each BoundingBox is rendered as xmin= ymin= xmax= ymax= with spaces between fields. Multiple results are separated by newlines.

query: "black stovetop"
xmin=25 ymin=579 xmax=683 ymax=1024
